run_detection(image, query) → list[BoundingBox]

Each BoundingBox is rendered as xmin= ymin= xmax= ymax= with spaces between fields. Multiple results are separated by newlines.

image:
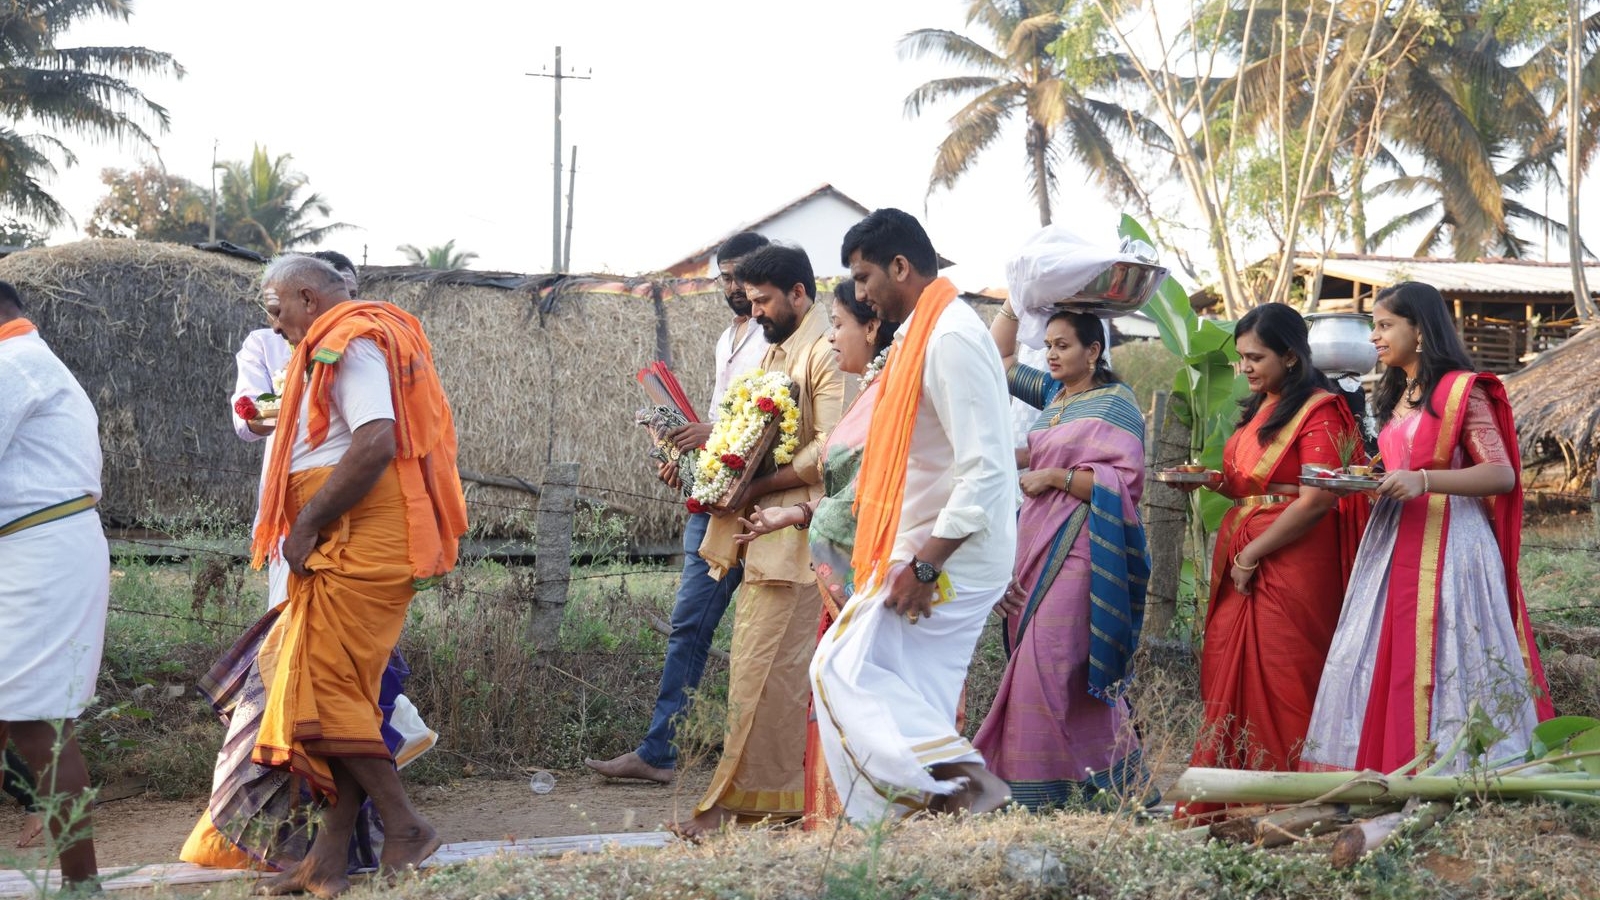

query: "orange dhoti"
xmin=182 ymin=464 xmax=417 ymax=869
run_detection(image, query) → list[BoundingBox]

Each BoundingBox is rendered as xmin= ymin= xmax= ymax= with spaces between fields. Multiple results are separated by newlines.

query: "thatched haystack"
xmin=0 ymin=239 xmax=725 ymax=546
xmin=1504 ymin=325 xmax=1600 ymax=489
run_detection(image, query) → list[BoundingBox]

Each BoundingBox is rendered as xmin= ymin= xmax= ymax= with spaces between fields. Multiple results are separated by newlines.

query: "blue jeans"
xmin=636 ymin=512 xmax=742 ymax=768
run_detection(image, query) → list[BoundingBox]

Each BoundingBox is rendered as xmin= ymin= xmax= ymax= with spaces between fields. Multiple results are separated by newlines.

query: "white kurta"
xmin=233 ymin=328 xmax=294 ymax=608
xmin=0 ymin=331 xmax=109 ymax=720
xmin=709 ymin=318 xmax=769 ymax=420
xmin=811 ymin=300 xmax=1019 ymax=822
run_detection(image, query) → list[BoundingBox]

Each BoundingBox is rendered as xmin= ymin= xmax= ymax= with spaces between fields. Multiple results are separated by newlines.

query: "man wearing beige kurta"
xmin=678 ymin=244 xmax=842 ymax=837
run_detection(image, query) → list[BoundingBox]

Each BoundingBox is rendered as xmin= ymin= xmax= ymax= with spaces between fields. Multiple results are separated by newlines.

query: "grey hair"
xmin=261 ymin=254 xmax=348 ymax=294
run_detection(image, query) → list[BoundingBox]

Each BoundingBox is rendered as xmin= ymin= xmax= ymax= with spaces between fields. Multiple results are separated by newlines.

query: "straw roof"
xmin=0 ymin=239 xmax=725 ymax=545
xmin=1504 ymin=325 xmax=1600 ymax=485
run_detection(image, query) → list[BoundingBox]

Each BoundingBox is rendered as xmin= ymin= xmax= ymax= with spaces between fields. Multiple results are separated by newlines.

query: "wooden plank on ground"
xmin=0 ymin=832 xmax=675 ymax=896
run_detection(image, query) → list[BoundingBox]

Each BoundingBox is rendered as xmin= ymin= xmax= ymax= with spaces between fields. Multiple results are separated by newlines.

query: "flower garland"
xmin=686 ymin=369 xmax=801 ymax=512
xmin=860 ymin=346 xmax=890 ymax=388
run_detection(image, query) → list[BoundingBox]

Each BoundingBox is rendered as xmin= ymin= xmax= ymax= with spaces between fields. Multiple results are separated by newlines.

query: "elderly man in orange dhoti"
xmin=180 ymin=256 xmax=467 ymax=899
xmin=674 ymin=244 xmax=843 ymax=838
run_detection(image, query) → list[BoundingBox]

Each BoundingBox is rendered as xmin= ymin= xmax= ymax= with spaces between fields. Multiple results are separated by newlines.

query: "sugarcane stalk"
xmin=1171 ymin=767 xmax=1600 ymax=806
xmin=1329 ymin=801 xmax=1451 ymax=868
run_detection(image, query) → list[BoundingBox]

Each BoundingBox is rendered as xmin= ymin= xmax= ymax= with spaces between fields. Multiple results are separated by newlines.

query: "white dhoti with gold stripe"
xmin=0 ymin=512 xmax=109 ymax=720
xmin=810 ymin=576 xmax=1001 ymax=823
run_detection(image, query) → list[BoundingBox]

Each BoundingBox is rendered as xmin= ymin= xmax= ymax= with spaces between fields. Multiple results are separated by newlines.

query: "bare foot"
xmin=669 ymin=805 xmax=737 ymax=841
xmin=255 ymin=859 xmax=351 ymax=899
xmin=16 ymin=812 xmax=42 ymax=848
xmin=929 ymin=763 xmax=1012 ymax=816
xmin=379 ymin=821 xmax=441 ymax=874
xmin=583 ymin=751 xmax=674 ymax=784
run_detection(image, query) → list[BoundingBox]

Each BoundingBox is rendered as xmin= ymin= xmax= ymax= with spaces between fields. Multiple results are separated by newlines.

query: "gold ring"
xmin=908 ymin=613 xmax=920 ymax=625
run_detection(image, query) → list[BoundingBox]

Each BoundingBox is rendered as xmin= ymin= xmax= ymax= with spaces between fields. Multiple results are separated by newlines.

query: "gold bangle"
xmin=1420 ymin=470 xmax=1430 ymax=493
xmin=1233 ymin=552 xmax=1260 ymax=571
xmin=998 ymin=307 xmax=1019 ymax=321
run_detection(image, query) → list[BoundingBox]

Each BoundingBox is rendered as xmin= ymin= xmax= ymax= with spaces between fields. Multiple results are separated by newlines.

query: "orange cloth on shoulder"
xmin=249 ymin=301 xmax=467 ymax=584
xmin=850 ymin=277 xmax=957 ymax=589
xmin=0 ymin=317 xmax=37 ymax=342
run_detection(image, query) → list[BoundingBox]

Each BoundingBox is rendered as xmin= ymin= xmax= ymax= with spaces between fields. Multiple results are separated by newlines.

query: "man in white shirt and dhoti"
xmin=813 ymin=209 xmax=1018 ymax=822
xmin=0 ymin=281 xmax=108 ymax=889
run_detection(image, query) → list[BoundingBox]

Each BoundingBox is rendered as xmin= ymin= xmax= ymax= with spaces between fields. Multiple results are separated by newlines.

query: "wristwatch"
xmin=910 ymin=557 xmax=941 ymax=584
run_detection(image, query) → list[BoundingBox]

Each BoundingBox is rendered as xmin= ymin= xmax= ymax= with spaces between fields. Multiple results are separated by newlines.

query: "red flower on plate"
xmin=234 ymin=396 xmax=260 ymax=420
xmin=720 ymin=453 xmax=746 ymax=470
xmin=686 ymin=498 xmax=707 ymax=514
xmin=756 ymin=396 xmax=778 ymax=414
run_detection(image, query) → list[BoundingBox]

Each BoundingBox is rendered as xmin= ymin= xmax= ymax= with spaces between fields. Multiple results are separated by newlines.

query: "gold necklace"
xmin=1047 ymin=381 xmax=1099 ymax=426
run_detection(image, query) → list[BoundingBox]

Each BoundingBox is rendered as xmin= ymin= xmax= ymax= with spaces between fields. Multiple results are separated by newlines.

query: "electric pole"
xmin=528 ymin=47 xmax=590 ymax=273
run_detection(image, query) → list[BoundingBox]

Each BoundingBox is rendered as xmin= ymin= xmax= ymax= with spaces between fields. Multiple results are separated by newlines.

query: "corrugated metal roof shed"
xmin=1293 ymin=255 xmax=1600 ymax=296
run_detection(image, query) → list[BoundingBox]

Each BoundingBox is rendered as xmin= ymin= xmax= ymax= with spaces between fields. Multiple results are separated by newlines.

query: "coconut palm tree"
xmin=218 ymin=145 xmax=350 ymax=254
xmin=1364 ymin=1 xmax=1564 ymax=259
xmin=0 ymin=0 xmax=182 ymax=226
xmin=397 ymin=239 xmax=478 ymax=270
xmin=900 ymin=0 xmax=1155 ymax=225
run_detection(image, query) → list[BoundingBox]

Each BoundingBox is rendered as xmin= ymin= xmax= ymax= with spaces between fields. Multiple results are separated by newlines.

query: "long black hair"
xmin=1047 ymin=309 xmax=1119 ymax=385
xmin=1234 ymin=303 xmax=1333 ymax=444
xmin=1370 ymin=281 xmax=1476 ymax=426
xmin=833 ymin=280 xmax=897 ymax=356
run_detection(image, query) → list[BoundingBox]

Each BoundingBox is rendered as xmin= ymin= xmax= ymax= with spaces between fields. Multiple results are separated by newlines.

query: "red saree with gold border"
xmin=1181 ymin=390 xmax=1367 ymax=819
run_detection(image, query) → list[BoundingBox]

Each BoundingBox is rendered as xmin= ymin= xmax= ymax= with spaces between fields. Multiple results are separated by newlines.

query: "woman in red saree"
xmin=1301 ymin=282 xmax=1553 ymax=774
xmin=1176 ymin=304 xmax=1367 ymax=819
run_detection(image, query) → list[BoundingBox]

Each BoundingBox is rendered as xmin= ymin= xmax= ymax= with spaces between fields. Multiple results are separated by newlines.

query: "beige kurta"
xmin=696 ymin=301 xmax=842 ymax=817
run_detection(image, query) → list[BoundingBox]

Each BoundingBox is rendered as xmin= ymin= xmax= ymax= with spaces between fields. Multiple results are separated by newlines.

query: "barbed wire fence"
xmin=96 ymin=451 xmax=1600 ymax=638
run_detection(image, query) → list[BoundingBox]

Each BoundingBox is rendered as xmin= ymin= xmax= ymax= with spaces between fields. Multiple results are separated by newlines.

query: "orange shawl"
xmin=0 ymin=318 xmax=37 ymax=342
xmin=850 ymin=278 xmax=958 ymax=588
xmin=250 ymin=302 xmax=468 ymax=584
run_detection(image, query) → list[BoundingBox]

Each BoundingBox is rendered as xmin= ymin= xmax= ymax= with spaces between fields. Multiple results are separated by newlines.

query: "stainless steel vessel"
xmin=1054 ymin=259 xmax=1170 ymax=316
xmin=1305 ymin=312 xmax=1377 ymax=375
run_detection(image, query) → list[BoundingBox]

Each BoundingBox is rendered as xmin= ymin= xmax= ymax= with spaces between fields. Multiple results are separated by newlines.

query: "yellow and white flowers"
xmin=687 ymin=369 xmax=800 ymax=512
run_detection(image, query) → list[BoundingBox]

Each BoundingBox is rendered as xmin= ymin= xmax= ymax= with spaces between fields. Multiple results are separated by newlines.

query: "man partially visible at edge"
xmin=0 ymin=281 xmax=109 ymax=890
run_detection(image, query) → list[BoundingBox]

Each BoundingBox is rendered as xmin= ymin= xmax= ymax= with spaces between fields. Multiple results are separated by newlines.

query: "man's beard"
xmin=758 ymin=316 xmax=795 ymax=344
xmin=724 ymin=292 xmax=751 ymax=316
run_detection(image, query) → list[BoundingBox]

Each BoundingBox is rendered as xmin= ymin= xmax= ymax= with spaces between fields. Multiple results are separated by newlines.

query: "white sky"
xmin=43 ymin=0 xmax=1122 ymax=289
xmin=43 ymin=0 xmax=1600 ymax=288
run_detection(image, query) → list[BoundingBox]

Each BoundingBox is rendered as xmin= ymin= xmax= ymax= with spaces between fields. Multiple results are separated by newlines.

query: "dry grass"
xmin=152 ymin=800 xmax=1600 ymax=900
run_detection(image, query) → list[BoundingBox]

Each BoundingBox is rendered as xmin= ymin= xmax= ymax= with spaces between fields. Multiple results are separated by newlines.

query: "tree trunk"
xmin=1028 ymin=120 xmax=1053 ymax=226
xmin=1141 ymin=391 xmax=1190 ymax=640
xmin=1568 ymin=0 xmax=1596 ymax=321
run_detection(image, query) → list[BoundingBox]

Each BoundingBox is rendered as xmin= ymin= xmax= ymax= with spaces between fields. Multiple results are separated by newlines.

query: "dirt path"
xmin=0 ymin=770 xmax=712 ymax=870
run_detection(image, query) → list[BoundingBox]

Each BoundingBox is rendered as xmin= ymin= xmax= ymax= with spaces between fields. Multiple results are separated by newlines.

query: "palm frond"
xmin=903 ymin=76 xmax=1003 ymax=118
xmin=897 ymin=28 xmax=1005 ymax=74
xmin=928 ymin=84 xmax=1017 ymax=191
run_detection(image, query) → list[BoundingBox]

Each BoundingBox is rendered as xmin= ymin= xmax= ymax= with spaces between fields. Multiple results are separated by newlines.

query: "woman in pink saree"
xmin=1302 ymin=281 xmax=1553 ymax=774
xmin=972 ymin=305 xmax=1151 ymax=810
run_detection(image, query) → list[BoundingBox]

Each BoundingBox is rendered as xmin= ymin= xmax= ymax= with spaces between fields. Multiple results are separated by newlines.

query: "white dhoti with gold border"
xmin=810 ymin=576 xmax=1001 ymax=823
xmin=0 ymin=512 xmax=109 ymax=720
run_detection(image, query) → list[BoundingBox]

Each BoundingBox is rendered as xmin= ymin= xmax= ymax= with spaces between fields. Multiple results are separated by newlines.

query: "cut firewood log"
xmin=1211 ymin=803 xmax=1366 ymax=847
xmin=1330 ymin=801 xmax=1451 ymax=868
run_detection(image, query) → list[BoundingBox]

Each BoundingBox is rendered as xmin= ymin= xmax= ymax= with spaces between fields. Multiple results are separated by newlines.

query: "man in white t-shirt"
xmin=586 ymin=231 xmax=770 ymax=784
